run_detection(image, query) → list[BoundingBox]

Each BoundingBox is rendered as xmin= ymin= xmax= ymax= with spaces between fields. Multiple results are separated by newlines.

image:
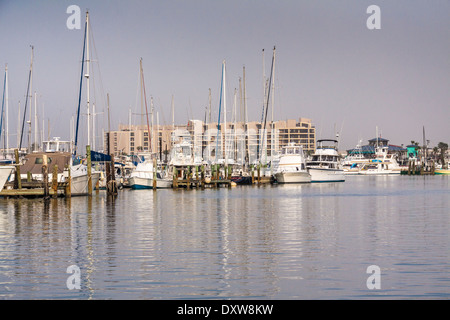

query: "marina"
xmin=0 ymin=175 xmax=449 ymax=299
xmin=0 ymin=1 xmax=449 ymax=302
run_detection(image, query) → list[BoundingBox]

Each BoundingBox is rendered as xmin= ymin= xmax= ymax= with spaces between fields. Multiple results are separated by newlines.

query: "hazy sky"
xmin=1 ymin=0 xmax=449 ymax=151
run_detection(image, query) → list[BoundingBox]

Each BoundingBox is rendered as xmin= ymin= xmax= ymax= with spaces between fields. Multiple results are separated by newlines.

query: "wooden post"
xmin=65 ymin=165 xmax=71 ymax=198
xmin=106 ymin=154 xmax=117 ymax=195
xmin=187 ymin=166 xmax=191 ymax=190
xmin=257 ymin=164 xmax=261 ymax=184
xmin=86 ymin=145 xmax=92 ymax=196
xmin=195 ymin=166 xmax=199 ymax=188
xmin=173 ymin=166 xmax=178 ymax=189
xmin=52 ymin=164 xmax=58 ymax=197
xmin=14 ymin=149 xmax=21 ymax=189
xmin=42 ymin=155 xmax=49 ymax=200
xmin=27 ymin=171 xmax=32 ymax=183
xmin=201 ymin=165 xmax=205 ymax=189
xmin=251 ymin=165 xmax=255 ymax=184
xmin=153 ymin=157 xmax=157 ymax=190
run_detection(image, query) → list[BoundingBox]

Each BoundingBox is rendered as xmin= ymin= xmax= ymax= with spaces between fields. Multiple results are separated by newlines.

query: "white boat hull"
xmin=308 ymin=168 xmax=345 ymax=182
xmin=70 ymin=172 xmax=100 ymax=196
xmin=275 ymin=171 xmax=311 ymax=183
xmin=0 ymin=166 xmax=14 ymax=191
xmin=129 ymin=176 xmax=172 ymax=189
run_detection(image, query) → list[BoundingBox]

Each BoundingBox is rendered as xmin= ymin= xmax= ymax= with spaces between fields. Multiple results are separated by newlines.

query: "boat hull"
xmin=308 ymin=168 xmax=345 ymax=182
xmin=0 ymin=166 xmax=14 ymax=191
xmin=71 ymin=172 xmax=100 ymax=196
xmin=275 ymin=171 xmax=311 ymax=183
xmin=435 ymin=169 xmax=450 ymax=175
xmin=129 ymin=176 xmax=172 ymax=189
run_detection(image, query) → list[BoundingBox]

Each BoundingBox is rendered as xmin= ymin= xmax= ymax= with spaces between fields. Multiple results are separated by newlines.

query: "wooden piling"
xmin=201 ymin=165 xmax=205 ymax=189
xmin=52 ymin=165 xmax=58 ymax=198
xmin=14 ymin=149 xmax=21 ymax=190
xmin=257 ymin=164 xmax=261 ymax=184
xmin=251 ymin=165 xmax=255 ymax=184
xmin=65 ymin=165 xmax=71 ymax=198
xmin=187 ymin=166 xmax=191 ymax=190
xmin=42 ymin=155 xmax=49 ymax=200
xmin=153 ymin=157 xmax=157 ymax=190
xmin=173 ymin=166 xmax=178 ymax=189
xmin=86 ymin=145 xmax=92 ymax=196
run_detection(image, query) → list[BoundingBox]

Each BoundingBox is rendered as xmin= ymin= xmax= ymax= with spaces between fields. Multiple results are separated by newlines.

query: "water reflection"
xmin=0 ymin=176 xmax=449 ymax=299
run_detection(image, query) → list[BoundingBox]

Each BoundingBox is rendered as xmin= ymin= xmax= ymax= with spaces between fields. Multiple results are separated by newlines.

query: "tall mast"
xmin=17 ymin=101 xmax=20 ymax=148
xmin=151 ymin=96 xmax=154 ymax=154
xmin=19 ymin=45 xmax=33 ymax=151
xmin=243 ymin=65 xmax=248 ymax=168
xmin=73 ymin=11 xmax=87 ymax=155
xmin=34 ymin=91 xmax=38 ymax=151
xmin=223 ymin=60 xmax=227 ymax=166
xmin=208 ymin=88 xmax=212 ymax=124
xmin=5 ymin=65 xmax=8 ymax=152
xmin=270 ymin=46 xmax=276 ymax=175
xmin=28 ymin=48 xmax=33 ymax=153
xmin=140 ymin=59 xmax=152 ymax=154
xmin=85 ymin=11 xmax=91 ymax=148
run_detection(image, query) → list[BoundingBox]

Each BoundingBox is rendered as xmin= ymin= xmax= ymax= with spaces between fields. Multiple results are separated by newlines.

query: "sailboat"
xmin=127 ymin=59 xmax=172 ymax=189
xmin=70 ymin=10 xmax=100 ymax=194
xmin=0 ymin=65 xmax=15 ymax=191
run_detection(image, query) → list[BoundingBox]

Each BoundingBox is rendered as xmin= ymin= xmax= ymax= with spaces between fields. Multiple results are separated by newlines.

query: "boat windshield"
xmin=282 ymin=146 xmax=301 ymax=155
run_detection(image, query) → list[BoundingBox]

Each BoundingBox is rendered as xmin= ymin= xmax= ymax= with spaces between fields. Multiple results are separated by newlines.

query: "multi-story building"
xmin=106 ymin=117 xmax=316 ymax=163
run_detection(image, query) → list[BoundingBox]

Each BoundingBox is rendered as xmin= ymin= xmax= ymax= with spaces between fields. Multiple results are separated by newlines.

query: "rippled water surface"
xmin=0 ymin=175 xmax=449 ymax=299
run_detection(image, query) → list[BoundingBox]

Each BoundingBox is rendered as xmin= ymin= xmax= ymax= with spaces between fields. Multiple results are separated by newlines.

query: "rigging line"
xmin=259 ymin=47 xmax=275 ymax=163
xmin=140 ymin=62 xmax=152 ymax=153
xmin=19 ymin=47 xmax=33 ymax=151
xmin=0 ymin=69 xmax=5 ymax=145
xmin=215 ymin=61 xmax=224 ymax=164
xmin=74 ymin=18 xmax=88 ymax=156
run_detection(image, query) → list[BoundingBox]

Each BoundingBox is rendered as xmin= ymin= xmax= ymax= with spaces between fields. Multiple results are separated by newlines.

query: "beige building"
xmin=106 ymin=117 xmax=316 ymax=162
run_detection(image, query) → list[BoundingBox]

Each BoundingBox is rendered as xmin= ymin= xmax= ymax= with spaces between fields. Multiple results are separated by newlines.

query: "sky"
xmin=0 ymin=0 xmax=449 ymax=151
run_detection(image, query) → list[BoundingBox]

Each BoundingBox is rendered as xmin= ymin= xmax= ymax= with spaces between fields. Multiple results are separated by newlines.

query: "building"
xmin=106 ymin=117 xmax=316 ymax=163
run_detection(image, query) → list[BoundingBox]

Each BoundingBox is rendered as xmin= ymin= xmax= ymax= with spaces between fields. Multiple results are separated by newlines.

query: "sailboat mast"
xmin=86 ymin=11 xmax=91 ymax=148
xmin=34 ymin=91 xmax=37 ymax=151
xmin=74 ymin=11 xmax=87 ymax=155
xmin=223 ymin=60 xmax=227 ymax=167
xmin=5 ymin=65 xmax=8 ymax=153
xmin=270 ymin=46 xmax=276 ymax=175
xmin=140 ymin=60 xmax=152 ymax=154
xmin=19 ymin=45 xmax=33 ymax=151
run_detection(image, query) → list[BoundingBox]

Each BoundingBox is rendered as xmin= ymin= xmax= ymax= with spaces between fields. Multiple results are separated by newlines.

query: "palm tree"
xmin=437 ymin=142 xmax=448 ymax=168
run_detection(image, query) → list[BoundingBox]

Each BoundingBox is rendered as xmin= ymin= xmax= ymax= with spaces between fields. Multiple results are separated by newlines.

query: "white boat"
xmin=307 ymin=139 xmax=345 ymax=182
xmin=16 ymin=151 xmax=100 ymax=196
xmin=128 ymin=159 xmax=172 ymax=189
xmin=358 ymin=145 xmax=401 ymax=175
xmin=274 ymin=143 xmax=311 ymax=183
xmin=342 ymin=140 xmax=367 ymax=174
xmin=0 ymin=166 xmax=14 ymax=191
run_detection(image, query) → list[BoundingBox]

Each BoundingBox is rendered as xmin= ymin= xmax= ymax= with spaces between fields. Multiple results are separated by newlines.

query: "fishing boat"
xmin=358 ymin=145 xmax=401 ymax=175
xmin=435 ymin=162 xmax=450 ymax=175
xmin=274 ymin=143 xmax=310 ymax=183
xmin=306 ymin=139 xmax=345 ymax=182
xmin=342 ymin=140 xmax=367 ymax=174
xmin=128 ymin=157 xmax=172 ymax=189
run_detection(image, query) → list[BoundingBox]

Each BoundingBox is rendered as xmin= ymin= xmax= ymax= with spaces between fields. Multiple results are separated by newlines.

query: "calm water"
xmin=0 ymin=175 xmax=449 ymax=300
